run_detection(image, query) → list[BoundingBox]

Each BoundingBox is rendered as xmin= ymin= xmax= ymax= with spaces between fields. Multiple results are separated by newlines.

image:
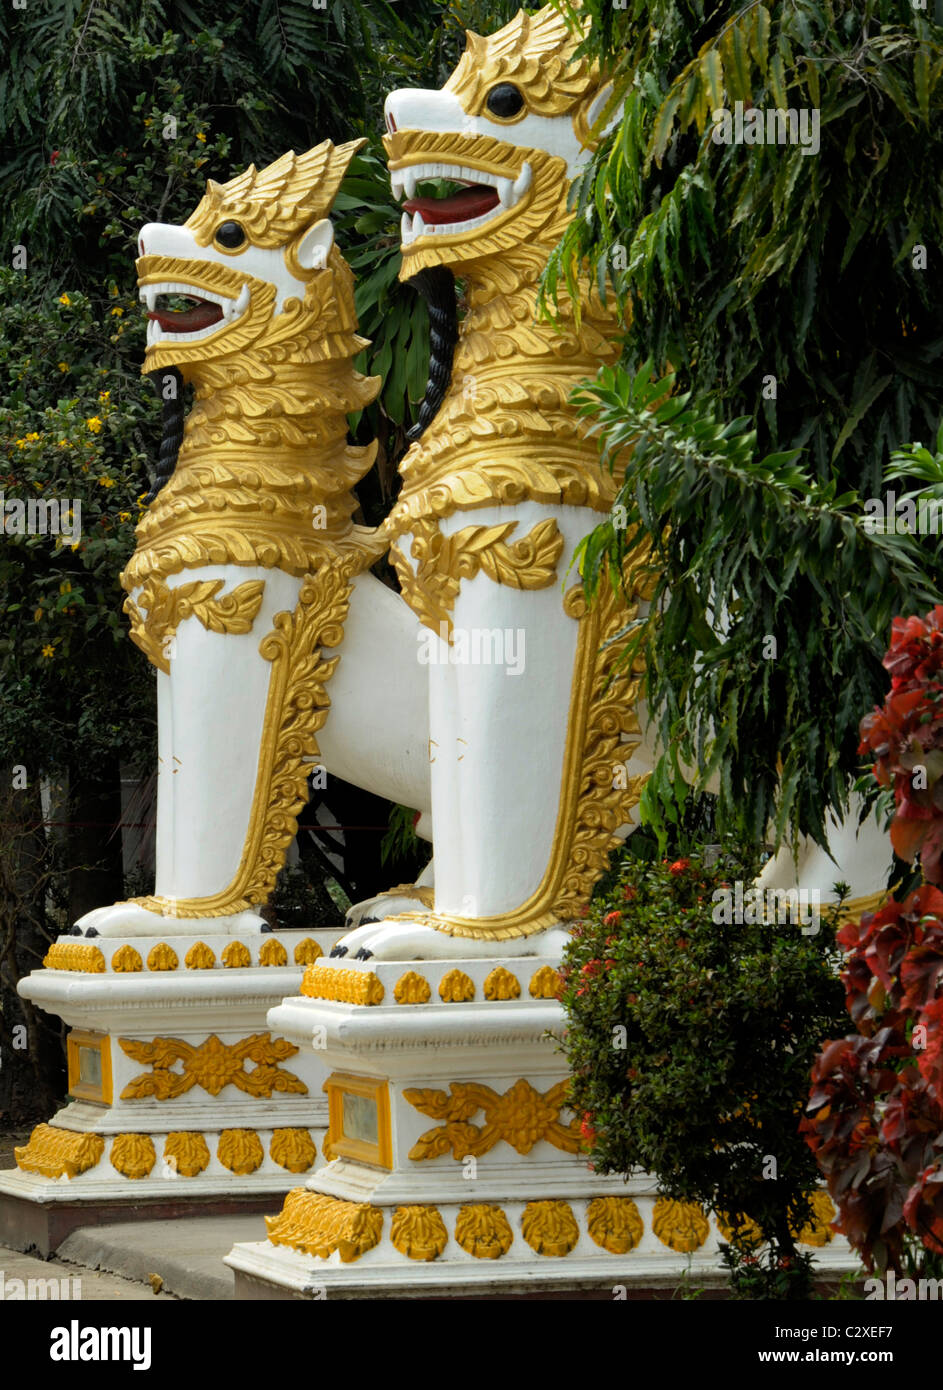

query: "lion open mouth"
xmin=392 ymin=162 xmax=532 ymax=244
xmin=139 ymin=281 xmax=249 ymax=344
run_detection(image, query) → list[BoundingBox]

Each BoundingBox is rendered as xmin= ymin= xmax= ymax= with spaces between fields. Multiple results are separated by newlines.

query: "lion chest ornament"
xmin=77 ymin=6 xmax=653 ymax=962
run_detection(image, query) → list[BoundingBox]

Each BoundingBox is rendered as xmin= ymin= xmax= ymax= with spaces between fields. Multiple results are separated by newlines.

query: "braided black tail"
xmin=404 ymin=267 xmax=457 ymax=444
xmin=144 ymin=366 xmax=185 ymax=503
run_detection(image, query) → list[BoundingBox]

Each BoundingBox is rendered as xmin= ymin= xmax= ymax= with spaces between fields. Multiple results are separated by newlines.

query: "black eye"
xmin=486 ymin=83 xmax=525 ymax=119
xmin=215 ymin=221 xmax=246 ymax=249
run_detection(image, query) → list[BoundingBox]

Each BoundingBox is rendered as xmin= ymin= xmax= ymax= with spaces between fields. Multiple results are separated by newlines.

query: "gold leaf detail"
xmin=483 ymin=966 xmax=520 ymax=1001
xmin=163 ymin=1131 xmax=210 ymax=1177
xmin=294 ymin=937 xmax=323 ymax=965
xmin=454 ymin=1204 xmax=513 ymax=1259
xmin=265 ymin=1189 xmax=383 ymax=1262
xmin=528 ymin=965 xmax=562 ymax=999
xmin=586 ymin=1197 xmax=644 ymax=1254
xmin=394 ymin=970 xmax=432 ymax=1005
xmin=125 ymin=576 xmax=266 ymax=675
xmin=185 ymin=942 xmax=216 ymax=969
xmin=438 ymin=969 xmax=475 ymax=1003
xmin=259 ymin=938 xmax=288 ymax=967
xmin=522 ymin=1199 xmax=579 ymax=1257
xmin=110 ymin=1133 xmax=156 ymax=1180
xmin=270 ymin=1128 xmax=317 ymax=1173
xmin=300 ymin=966 xmax=384 ymax=1006
xmin=42 ymin=943 xmax=105 ymax=973
xmin=117 ymin=1033 xmax=306 ymax=1100
xmin=111 ymin=945 xmax=143 ymax=972
xmin=445 ymin=7 xmax=597 ymax=119
xmin=795 ymin=1191 xmax=837 ymax=1248
xmin=147 ymin=943 xmax=179 ymax=971
xmin=390 ymin=1205 xmax=448 ymax=1261
xmin=221 ymin=941 xmax=252 ymax=968
xmin=652 ymin=1198 xmax=710 ymax=1253
xmin=15 ymin=1124 xmax=104 ymax=1179
xmin=218 ymin=1128 xmax=264 ymax=1175
xmin=405 ymin=1079 xmax=579 ymax=1160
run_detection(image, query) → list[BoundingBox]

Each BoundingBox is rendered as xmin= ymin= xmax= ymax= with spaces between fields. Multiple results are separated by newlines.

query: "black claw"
xmin=355 ymin=947 xmax=374 ymax=960
xmin=261 ymin=923 xmax=273 ymax=933
xmin=84 ymin=927 xmax=99 ymax=938
xmin=70 ymin=925 xmax=83 ymax=936
xmin=330 ymin=945 xmax=348 ymax=958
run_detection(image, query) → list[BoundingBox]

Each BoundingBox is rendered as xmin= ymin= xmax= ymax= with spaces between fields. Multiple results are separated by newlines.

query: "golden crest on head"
xmin=184 ymin=138 xmax=365 ymax=249
xmin=446 ymin=3 xmax=598 ymax=117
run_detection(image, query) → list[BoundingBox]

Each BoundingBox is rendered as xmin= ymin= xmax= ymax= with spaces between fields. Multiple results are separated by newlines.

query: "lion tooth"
xmin=391 ymin=172 xmax=404 ymax=200
xmin=413 ymin=212 xmax=427 ymax=237
xmin=401 ymin=211 xmax=413 ymax=242
xmin=403 ymin=169 xmax=417 ymax=199
xmin=234 ymin=284 xmax=249 ymax=314
xmin=496 ymin=177 xmax=514 ymax=208
xmin=513 ymin=163 xmax=533 ymax=199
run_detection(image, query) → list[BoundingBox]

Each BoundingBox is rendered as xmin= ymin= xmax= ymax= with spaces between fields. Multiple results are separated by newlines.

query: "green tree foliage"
xmin=548 ymin=0 xmax=943 ymax=850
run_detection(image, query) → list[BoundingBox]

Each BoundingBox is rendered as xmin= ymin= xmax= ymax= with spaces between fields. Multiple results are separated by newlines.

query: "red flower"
xmin=623 ymin=885 xmax=637 ymax=901
xmin=50 ymin=149 xmax=59 ymax=165
xmin=604 ymin=958 xmax=616 ymax=969
xmin=603 ymin=910 xmax=623 ymax=927
xmin=668 ymin=859 xmax=690 ymax=875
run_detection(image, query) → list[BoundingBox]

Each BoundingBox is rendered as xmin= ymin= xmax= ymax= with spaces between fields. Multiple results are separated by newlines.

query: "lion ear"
xmin=294 ymin=217 xmax=334 ymax=271
xmin=575 ymin=83 xmax=623 ymax=148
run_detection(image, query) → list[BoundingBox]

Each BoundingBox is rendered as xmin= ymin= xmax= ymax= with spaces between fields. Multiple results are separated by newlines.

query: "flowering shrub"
xmin=561 ymin=846 xmax=846 ymax=1296
xmin=804 ymin=606 xmax=943 ymax=1278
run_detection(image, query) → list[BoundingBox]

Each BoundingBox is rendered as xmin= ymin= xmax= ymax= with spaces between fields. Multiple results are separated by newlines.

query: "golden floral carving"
xmin=522 ymin=1199 xmax=579 ymax=1257
xmin=163 ymin=1131 xmax=210 ymax=1178
xmin=270 ymin=1128 xmax=317 ymax=1174
xmin=454 ymin=1204 xmax=513 ymax=1260
xmin=294 ymin=937 xmax=324 ymax=965
xmin=390 ymin=516 xmax=564 ymax=640
xmin=15 ymin=1124 xmax=104 ymax=1179
xmin=221 ymin=941 xmax=252 ymax=968
xmin=390 ymin=1205 xmax=448 ymax=1262
xmin=118 ymin=1033 xmax=306 ymax=1100
xmin=147 ymin=942 xmax=179 ymax=971
xmin=125 ymin=576 xmax=266 ymax=675
xmin=652 ymin=1199 xmax=710 ymax=1253
xmin=110 ymin=1133 xmax=156 ymax=1180
xmin=438 ymin=969 xmax=475 ymax=1003
xmin=795 ymin=1191 xmax=837 ymax=1248
xmin=528 ymin=965 xmax=562 ymax=999
xmin=586 ymin=1197 xmax=644 ymax=1254
xmin=483 ymin=966 xmax=520 ymax=1001
xmin=265 ymin=1188 xmax=383 ymax=1262
xmin=111 ymin=945 xmax=143 ymax=972
xmin=185 ymin=942 xmax=216 ymax=969
xmin=394 ymin=971 xmax=432 ymax=1005
xmin=405 ymin=1079 xmax=580 ymax=1160
xmin=42 ymin=943 xmax=105 ymax=973
xmin=218 ymin=1128 xmax=264 ymax=1175
xmin=717 ymin=1211 xmax=764 ymax=1249
xmin=259 ymin=938 xmax=288 ymax=967
xmin=300 ymin=965 xmax=384 ymax=1006
xmin=444 ymin=7 xmax=597 ymax=120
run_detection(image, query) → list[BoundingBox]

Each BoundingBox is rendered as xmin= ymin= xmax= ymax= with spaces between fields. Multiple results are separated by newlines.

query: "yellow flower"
xmin=56 ymin=439 xmax=70 ymax=448
xmin=15 ymin=439 xmax=27 ymax=449
xmin=25 ymin=432 xmax=40 ymax=441
xmin=143 ymin=118 xmax=153 ymax=127
xmin=109 ymin=307 xmax=123 ymax=317
xmin=59 ymin=581 xmax=71 ymax=595
xmin=97 ymin=476 xmax=115 ymax=488
xmin=99 ymin=390 xmax=110 ymax=400
xmin=196 ymin=132 xmax=206 ymax=142
xmin=57 ymin=362 xmax=69 ymax=373
xmin=41 ymin=644 xmax=55 ymax=659
xmin=118 ymin=511 xmax=131 ymax=521
xmin=58 ymin=294 xmax=71 ymax=307
xmin=85 ymin=416 xmax=103 ymax=433
xmin=33 ymin=608 xmax=43 ymax=622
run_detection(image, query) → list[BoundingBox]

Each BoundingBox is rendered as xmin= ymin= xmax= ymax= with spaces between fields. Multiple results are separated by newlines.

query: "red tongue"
xmin=148 ymin=301 xmax=223 ymax=333
xmin=403 ymin=186 xmax=500 ymax=225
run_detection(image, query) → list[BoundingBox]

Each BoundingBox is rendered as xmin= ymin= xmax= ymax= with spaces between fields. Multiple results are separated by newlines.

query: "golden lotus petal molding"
xmin=42 ymin=943 xmax=105 ymax=973
xmin=147 ymin=942 xmax=179 ymax=971
xmin=390 ymin=1205 xmax=449 ymax=1262
xmin=586 ymin=1197 xmax=645 ymax=1255
xmin=266 ymin=1189 xmax=384 ymax=1263
xmin=529 ymin=965 xmax=562 ymax=999
xmin=110 ymin=1133 xmax=157 ymax=1180
xmin=15 ymin=1125 xmax=105 ymax=1179
xmin=259 ymin=938 xmax=288 ymax=967
xmin=222 ymin=941 xmax=252 ymax=968
xmin=652 ymin=1199 xmax=712 ymax=1254
xmin=454 ymin=1203 xmax=514 ymax=1260
xmin=218 ymin=1128 xmax=264 ymax=1175
xmin=405 ymin=1078 xmax=580 ymax=1161
xmin=483 ymin=966 xmax=520 ymax=1000
xmin=522 ymin=1199 xmax=580 ymax=1257
xmin=118 ymin=1033 xmax=306 ymax=1100
xmin=293 ymin=937 xmax=324 ymax=965
xmin=125 ymin=575 xmax=266 ymax=676
xmin=300 ymin=966 xmax=384 ymax=1006
xmin=394 ymin=971 xmax=432 ymax=1005
xmin=389 ymin=516 xmax=564 ymax=641
xmin=438 ymin=968 xmax=475 ymax=1003
xmin=269 ymin=1128 xmax=317 ymax=1174
xmin=185 ymin=942 xmax=216 ymax=969
xmin=163 ymin=1131 xmax=210 ymax=1178
xmin=128 ymin=560 xmax=360 ymax=920
xmin=111 ymin=944 xmax=143 ymax=972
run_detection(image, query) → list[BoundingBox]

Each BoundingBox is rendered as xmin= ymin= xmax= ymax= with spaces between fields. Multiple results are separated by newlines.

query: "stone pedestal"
xmin=225 ymin=955 xmax=853 ymax=1298
xmin=0 ymin=928 xmax=341 ymax=1254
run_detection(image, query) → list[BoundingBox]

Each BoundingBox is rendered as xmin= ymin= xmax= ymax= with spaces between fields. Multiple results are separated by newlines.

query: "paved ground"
xmin=0 ymin=1243 xmax=177 ymax=1300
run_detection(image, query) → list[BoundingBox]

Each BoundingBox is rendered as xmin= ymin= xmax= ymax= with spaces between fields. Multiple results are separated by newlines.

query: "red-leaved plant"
xmin=803 ymin=606 xmax=943 ymax=1273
